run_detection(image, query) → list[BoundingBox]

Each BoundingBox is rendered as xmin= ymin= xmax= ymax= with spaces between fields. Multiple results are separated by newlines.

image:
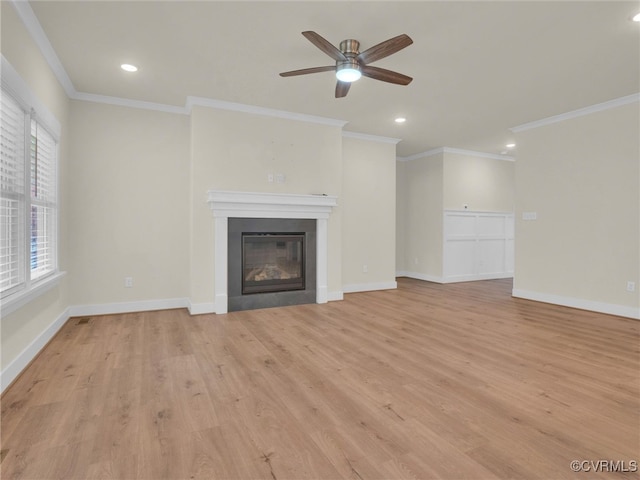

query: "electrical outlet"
xmin=414 ymin=257 xmax=418 ymax=265
xmin=267 ymin=173 xmax=274 ymax=183
xmin=362 ymin=264 xmax=368 ymax=273
xmin=275 ymin=173 xmax=286 ymax=184
xmin=627 ymin=281 xmax=635 ymax=292
xmin=125 ymin=277 xmax=133 ymax=288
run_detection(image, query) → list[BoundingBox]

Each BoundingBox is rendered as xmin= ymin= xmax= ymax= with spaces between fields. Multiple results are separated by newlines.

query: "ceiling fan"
xmin=280 ymin=31 xmax=413 ymax=98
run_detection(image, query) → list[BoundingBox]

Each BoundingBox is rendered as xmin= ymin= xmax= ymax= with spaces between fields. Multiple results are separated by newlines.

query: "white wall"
xmin=513 ymin=101 xmax=640 ymax=318
xmin=67 ymin=101 xmax=190 ymax=307
xmin=188 ymin=106 xmax=344 ymax=308
xmin=397 ymin=150 xmax=515 ymax=282
xmin=444 ymin=152 xmax=514 ymax=212
xmin=396 ymin=160 xmax=406 ymax=273
xmin=1 ymin=3 xmax=71 ymax=385
xmin=342 ymin=136 xmax=397 ymax=292
xmin=398 ymin=153 xmax=444 ymax=280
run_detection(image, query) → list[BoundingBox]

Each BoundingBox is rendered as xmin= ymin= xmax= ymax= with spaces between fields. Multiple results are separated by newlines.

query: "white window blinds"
xmin=1 ymin=86 xmax=58 ymax=298
xmin=30 ymin=120 xmax=57 ymax=280
xmin=1 ymin=90 xmax=26 ymax=294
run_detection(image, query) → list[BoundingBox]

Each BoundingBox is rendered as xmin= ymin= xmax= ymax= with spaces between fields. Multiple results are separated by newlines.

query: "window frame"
xmin=1 ymin=56 xmax=64 ymax=317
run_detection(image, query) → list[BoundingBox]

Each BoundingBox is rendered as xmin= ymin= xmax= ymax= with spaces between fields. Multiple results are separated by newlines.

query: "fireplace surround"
xmin=207 ymin=190 xmax=338 ymax=314
xmin=227 ymin=217 xmax=316 ymax=311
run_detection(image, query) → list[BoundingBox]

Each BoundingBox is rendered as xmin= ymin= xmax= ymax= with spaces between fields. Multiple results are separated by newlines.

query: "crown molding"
xmin=73 ymin=93 xmax=347 ymax=127
xmin=511 ymin=93 xmax=640 ymax=133
xmin=186 ymin=96 xmax=347 ymax=127
xmin=397 ymin=147 xmax=444 ymax=161
xmin=1 ymin=54 xmax=61 ymax=138
xmin=342 ymin=131 xmax=401 ymax=144
xmin=73 ymin=92 xmax=188 ymax=115
xmin=442 ymin=147 xmax=514 ymax=162
xmin=10 ymin=0 xmax=76 ymax=98
xmin=397 ymin=147 xmax=514 ymax=162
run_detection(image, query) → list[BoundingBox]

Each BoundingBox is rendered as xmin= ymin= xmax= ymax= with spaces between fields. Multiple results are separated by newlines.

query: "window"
xmin=1 ymin=86 xmax=59 ymax=304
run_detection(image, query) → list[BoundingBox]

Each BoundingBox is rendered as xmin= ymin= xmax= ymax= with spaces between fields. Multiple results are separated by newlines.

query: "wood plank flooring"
xmin=1 ymin=278 xmax=639 ymax=479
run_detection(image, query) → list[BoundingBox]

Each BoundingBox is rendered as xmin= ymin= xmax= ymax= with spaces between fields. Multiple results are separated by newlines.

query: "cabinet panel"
xmin=447 ymin=214 xmax=476 ymax=236
xmin=443 ymin=210 xmax=514 ymax=282
xmin=446 ymin=239 xmax=476 ymax=276
xmin=478 ymin=238 xmax=506 ymax=274
xmin=477 ymin=215 xmax=505 ymax=236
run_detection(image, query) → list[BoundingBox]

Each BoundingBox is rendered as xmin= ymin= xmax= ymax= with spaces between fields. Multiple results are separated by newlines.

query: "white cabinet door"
xmin=443 ymin=211 xmax=514 ymax=282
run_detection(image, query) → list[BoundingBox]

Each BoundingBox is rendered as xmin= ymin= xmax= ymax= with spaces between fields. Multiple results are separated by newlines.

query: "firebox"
xmin=227 ymin=218 xmax=316 ymax=312
xmin=242 ymin=233 xmax=305 ymax=294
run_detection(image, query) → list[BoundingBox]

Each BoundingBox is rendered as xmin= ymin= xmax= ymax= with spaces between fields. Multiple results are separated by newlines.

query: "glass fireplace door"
xmin=242 ymin=233 xmax=305 ymax=294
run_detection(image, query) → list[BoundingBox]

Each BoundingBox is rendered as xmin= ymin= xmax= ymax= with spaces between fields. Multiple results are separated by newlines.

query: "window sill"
xmin=1 ymin=271 xmax=67 ymax=318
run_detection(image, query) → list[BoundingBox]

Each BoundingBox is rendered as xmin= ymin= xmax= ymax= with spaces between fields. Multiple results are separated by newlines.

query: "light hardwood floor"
xmin=1 ymin=278 xmax=639 ymax=479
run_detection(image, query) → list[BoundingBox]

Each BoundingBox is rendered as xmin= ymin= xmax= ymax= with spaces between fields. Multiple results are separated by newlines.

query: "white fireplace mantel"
xmin=207 ymin=190 xmax=338 ymax=314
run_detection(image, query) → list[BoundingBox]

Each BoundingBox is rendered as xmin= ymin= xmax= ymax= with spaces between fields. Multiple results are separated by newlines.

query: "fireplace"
xmin=228 ymin=218 xmax=316 ymax=312
xmin=207 ymin=190 xmax=337 ymax=314
xmin=242 ymin=233 xmax=305 ymax=294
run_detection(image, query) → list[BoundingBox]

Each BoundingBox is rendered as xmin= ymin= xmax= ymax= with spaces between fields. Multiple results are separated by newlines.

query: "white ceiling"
xmin=27 ymin=1 xmax=640 ymax=157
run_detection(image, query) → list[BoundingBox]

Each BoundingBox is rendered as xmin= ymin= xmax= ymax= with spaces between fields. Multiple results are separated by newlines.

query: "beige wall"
xmin=399 ymin=153 xmax=444 ymax=279
xmin=396 ymin=161 xmax=406 ymax=272
xmin=514 ymin=102 xmax=639 ymax=314
xmin=443 ymin=152 xmax=514 ymax=212
xmin=67 ymin=101 xmax=190 ymax=306
xmin=189 ymin=106 xmax=344 ymax=305
xmin=342 ymin=137 xmax=396 ymax=289
xmin=1 ymin=4 xmax=70 ymax=373
xmin=397 ymin=150 xmax=515 ymax=280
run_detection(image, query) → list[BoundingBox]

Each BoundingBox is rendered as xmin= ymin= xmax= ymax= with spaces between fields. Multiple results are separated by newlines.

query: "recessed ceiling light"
xmin=633 ymin=12 xmax=640 ymax=22
xmin=120 ymin=64 xmax=138 ymax=72
xmin=506 ymin=143 xmax=516 ymax=148
xmin=395 ymin=117 xmax=406 ymax=123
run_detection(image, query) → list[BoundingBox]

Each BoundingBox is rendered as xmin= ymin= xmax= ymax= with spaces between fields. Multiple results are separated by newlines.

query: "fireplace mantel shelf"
xmin=207 ymin=190 xmax=337 ymax=314
xmin=207 ymin=190 xmax=338 ymax=219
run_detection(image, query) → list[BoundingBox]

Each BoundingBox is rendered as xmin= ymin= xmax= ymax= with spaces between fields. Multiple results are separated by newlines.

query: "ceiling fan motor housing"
xmin=339 ymin=39 xmax=360 ymax=55
xmin=337 ymin=39 xmax=360 ymax=72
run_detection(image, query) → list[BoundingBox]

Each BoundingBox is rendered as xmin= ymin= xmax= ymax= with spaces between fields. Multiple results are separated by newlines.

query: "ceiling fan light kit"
xmin=335 ymin=39 xmax=361 ymax=82
xmin=336 ymin=62 xmax=361 ymax=82
xmin=280 ymin=31 xmax=413 ymax=98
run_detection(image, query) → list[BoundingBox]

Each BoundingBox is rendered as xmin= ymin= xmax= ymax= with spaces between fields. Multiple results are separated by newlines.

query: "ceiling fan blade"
xmin=361 ymin=65 xmax=413 ymax=85
xmin=280 ymin=66 xmax=335 ymax=77
xmin=357 ymin=34 xmax=413 ymax=65
xmin=302 ymin=31 xmax=347 ymax=62
xmin=335 ymin=80 xmax=351 ymax=98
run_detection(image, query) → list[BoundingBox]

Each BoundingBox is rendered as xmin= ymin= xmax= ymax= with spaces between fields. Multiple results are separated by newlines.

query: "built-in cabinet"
xmin=443 ymin=210 xmax=514 ymax=282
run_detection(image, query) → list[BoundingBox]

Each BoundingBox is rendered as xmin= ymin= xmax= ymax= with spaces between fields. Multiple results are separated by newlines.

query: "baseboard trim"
xmin=343 ymin=281 xmax=398 ymax=294
xmin=1 ymin=306 xmax=71 ymax=393
xmin=396 ymin=271 xmax=444 ymax=283
xmin=442 ymin=273 xmax=514 ymax=283
xmin=397 ymin=271 xmax=514 ymax=284
xmin=328 ymin=291 xmax=344 ymax=302
xmin=188 ymin=301 xmax=216 ymax=315
xmin=68 ymin=298 xmax=190 ymax=317
xmin=512 ymin=289 xmax=640 ymax=320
